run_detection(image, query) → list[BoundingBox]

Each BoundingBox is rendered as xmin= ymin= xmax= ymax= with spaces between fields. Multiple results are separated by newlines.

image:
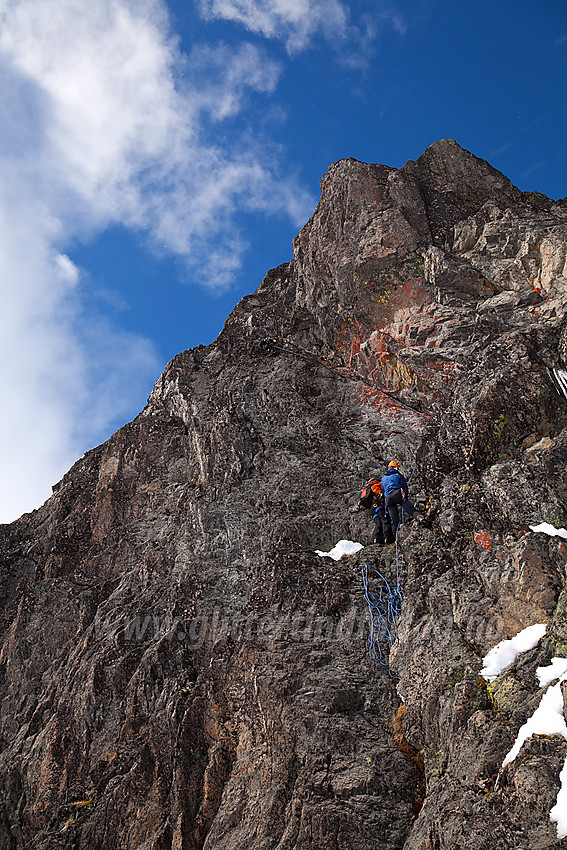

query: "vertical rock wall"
xmin=1 ymin=140 xmax=567 ymax=848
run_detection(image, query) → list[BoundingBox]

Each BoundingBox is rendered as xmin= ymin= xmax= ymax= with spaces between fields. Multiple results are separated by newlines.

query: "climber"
xmin=258 ymin=337 xmax=278 ymax=353
xmin=371 ymin=482 xmax=395 ymax=546
xmin=359 ymin=479 xmax=394 ymax=545
xmin=381 ymin=461 xmax=425 ymax=536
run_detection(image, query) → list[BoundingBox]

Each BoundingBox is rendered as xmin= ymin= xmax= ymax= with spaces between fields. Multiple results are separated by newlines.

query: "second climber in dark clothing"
xmin=381 ymin=461 xmax=424 ymax=536
xmin=371 ymin=482 xmax=394 ymax=545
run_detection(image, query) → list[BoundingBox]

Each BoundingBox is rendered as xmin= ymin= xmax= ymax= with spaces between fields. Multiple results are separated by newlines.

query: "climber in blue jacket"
xmin=381 ymin=461 xmax=425 ymax=536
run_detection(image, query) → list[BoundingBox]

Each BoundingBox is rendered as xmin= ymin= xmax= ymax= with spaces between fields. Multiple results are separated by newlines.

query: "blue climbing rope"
xmin=356 ymin=522 xmax=406 ymax=677
xmin=264 ymin=342 xmax=310 ymax=359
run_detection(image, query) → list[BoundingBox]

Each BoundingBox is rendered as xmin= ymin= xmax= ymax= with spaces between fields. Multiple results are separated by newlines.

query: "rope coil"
xmin=355 ymin=509 xmax=409 ymax=677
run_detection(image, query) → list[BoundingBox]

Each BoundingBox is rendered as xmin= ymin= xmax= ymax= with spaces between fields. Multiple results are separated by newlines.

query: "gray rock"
xmin=1 ymin=139 xmax=567 ymax=848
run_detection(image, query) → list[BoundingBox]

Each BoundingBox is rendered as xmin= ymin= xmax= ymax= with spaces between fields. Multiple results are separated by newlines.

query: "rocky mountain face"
xmin=1 ymin=139 xmax=567 ymax=849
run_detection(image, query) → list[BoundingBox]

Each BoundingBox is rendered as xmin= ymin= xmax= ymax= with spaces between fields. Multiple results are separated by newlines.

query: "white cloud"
xmin=185 ymin=41 xmax=281 ymax=119
xmin=200 ymin=0 xmax=348 ymax=51
xmin=0 ymin=185 xmax=159 ymax=522
xmin=197 ymin=0 xmax=404 ymax=59
xmin=0 ymin=0 xmax=308 ymax=238
xmin=0 ymin=0 xmax=315 ymax=522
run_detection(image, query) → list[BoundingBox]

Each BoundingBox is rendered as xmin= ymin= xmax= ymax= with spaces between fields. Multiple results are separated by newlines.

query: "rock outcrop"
xmin=1 ymin=139 xmax=567 ymax=849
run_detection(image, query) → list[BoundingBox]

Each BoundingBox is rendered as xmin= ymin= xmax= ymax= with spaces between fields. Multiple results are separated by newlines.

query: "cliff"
xmin=1 ymin=139 xmax=567 ymax=849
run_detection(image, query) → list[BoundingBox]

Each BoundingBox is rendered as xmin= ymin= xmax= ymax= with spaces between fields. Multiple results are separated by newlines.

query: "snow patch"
xmin=537 ymin=657 xmax=567 ymax=688
xmin=480 ymin=623 xmax=547 ymax=682
xmin=501 ymin=656 xmax=567 ymax=839
xmin=551 ymin=758 xmax=567 ymax=839
xmin=502 ymin=679 xmax=567 ymax=767
xmin=315 ymin=540 xmax=363 ymax=560
xmin=529 ymin=522 xmax=567 ymax=539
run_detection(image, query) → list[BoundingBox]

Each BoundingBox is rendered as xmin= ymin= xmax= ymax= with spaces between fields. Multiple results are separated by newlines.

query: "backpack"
xmin=360 ymin=479 xmax=382 ymax=509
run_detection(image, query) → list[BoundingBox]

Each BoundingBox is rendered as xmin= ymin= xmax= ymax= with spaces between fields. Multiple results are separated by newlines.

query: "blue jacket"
xmin=381 ymin=468 xmax=409 ymax=498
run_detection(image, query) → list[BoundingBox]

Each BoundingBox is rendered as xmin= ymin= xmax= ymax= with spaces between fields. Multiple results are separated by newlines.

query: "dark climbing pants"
xmin=373 ymin=507 xmax=394 ymax=545
xmin=385 ymin=489 xmax=420 ymax=536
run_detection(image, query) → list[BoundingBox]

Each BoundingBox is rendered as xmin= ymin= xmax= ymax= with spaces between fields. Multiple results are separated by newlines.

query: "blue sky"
xmin=0 ymin=0 xmax=565 ymax=522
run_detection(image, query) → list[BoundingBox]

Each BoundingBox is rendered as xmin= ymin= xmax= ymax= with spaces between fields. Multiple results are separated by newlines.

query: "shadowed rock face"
xmin=1 ymin=139 xmax=567 ymax=849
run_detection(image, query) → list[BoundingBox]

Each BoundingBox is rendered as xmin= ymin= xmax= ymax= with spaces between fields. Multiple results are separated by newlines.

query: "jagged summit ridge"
xmin=0 ymin=142 xmax=567 ymax=849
